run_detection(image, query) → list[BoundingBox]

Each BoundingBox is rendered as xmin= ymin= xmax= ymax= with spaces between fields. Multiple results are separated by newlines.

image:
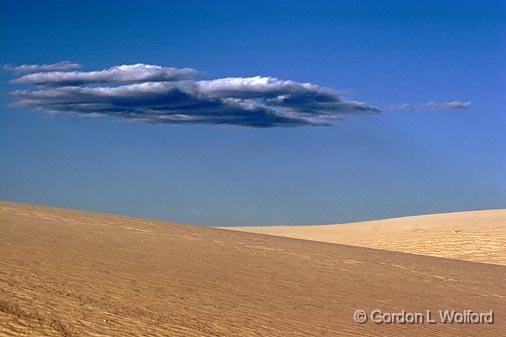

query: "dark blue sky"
xmin=1 ymin=0 xmax=505 ymax=226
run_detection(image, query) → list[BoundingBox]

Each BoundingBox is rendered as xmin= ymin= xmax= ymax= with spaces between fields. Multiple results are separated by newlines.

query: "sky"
xmin=1 ymin=0 xmax=505 ymax=226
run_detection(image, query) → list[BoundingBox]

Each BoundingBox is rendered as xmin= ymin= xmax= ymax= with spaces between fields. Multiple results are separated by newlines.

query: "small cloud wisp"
xmin=390 ymin=101 xmax=471 ymax=112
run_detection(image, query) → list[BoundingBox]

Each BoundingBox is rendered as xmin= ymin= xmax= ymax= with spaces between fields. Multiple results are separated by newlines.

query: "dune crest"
xmin=226 ymin=209 xmax=506 ymax=265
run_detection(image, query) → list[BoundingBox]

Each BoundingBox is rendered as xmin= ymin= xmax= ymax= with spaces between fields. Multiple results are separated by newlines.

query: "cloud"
xmin=5 ymin=63 xmax=381 ymax=128
xmin=390 ymin=101 xmax=471 ymax=112
xmin=11 ymin=64 xmax=199 ymax=86
xmin=3 ymin=61 xmax=81 ymax=73
xmin=425 ymin=101 xmax=471 ymax=110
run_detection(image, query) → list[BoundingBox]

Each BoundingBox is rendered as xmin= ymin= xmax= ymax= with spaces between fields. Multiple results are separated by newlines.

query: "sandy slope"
xmin=227 ymin=210 xmax=506 ymax=265
xmin=1 ymin=202 xmax=505 ymax=337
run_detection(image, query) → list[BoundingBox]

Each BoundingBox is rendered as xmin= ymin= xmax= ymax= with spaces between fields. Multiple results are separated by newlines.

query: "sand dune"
xmin=1 ymin=202 xmax=505 ymax=336
xmin=228 ymin=210 xmax=506 ymax=265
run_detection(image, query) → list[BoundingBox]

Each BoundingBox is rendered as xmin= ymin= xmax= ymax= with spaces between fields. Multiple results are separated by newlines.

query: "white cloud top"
xmin=11 ymin=64 xmax=199 ymax=86
xmin=4 ymin=61 xmax=81 ymax=73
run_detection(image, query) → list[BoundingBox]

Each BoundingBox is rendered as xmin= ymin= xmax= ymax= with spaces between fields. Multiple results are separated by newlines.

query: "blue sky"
xmin=1 ymin=0 xmax=505 ymax=226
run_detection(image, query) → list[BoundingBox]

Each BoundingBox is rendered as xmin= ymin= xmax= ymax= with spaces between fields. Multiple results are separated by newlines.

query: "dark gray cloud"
xmin=3 ymin=61 xmax=81 ymax=73
xmin=6 ymin=63 xmax=381 ymax=127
